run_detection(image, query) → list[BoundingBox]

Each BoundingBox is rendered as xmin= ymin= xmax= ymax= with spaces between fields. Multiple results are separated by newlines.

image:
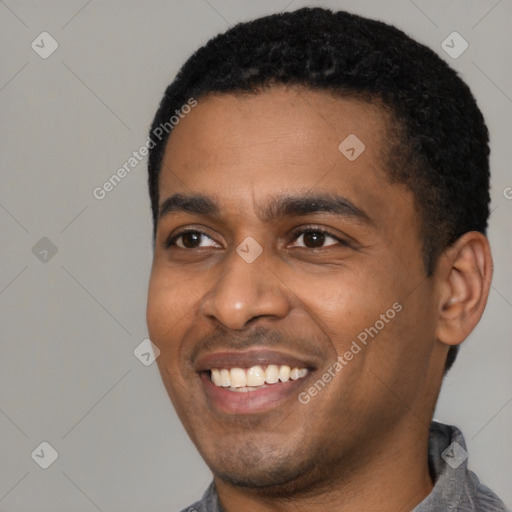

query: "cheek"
xmin=292 ymin=262 xmax=425 ymax=379
xmin=353 ymin=287 xmax=438 ymax=406
xmin=147 ymin=275 xmax=188 ymax=400
xmin=146 ymin=267 xmax=191 ymax=345
xmin=290 ymin=266 xmax=394 ymax=335
xmin=146 ymin=272 xmax=169 ymax=337
xmin=147 ymin=263 xmax=214 ymax=370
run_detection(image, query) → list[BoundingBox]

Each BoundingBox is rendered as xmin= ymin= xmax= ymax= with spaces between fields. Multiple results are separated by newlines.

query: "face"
xmin=146 ymin=87 xmax=446 ymax=492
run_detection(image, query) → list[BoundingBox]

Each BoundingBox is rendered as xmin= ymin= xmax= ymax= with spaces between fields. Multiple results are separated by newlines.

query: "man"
xmin=146 ymin=7 xmax=509 ymax=512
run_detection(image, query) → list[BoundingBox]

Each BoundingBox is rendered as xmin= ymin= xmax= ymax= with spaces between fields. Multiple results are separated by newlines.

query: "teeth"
xmin=279 ymin=365 xmax=290 ymax=382
xmin=229 ymin=368 xmax=247 ymax=388
xmin=290 ymin=368 xmax=300 ymax=380
xmin=210 ymin=365 xmax=308 ymax=388
xmin=265 ymin=364 xmax=279 ymax=384
xmin=211 ymin=369 xmax=222 ymax=386
xmin=290 ymin=368 xmax=308 ymax=380
xmin=246 ymin=365 xmax=265 ymax=386
xmin=220 ymin=369 xmax=231 ymax=387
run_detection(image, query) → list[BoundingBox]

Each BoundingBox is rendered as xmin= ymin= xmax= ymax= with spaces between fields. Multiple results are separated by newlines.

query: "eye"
xmin=290 ymin=228 xmax=344 ymax=249
xmin=167 ymin=230 xmax=220 ymax=249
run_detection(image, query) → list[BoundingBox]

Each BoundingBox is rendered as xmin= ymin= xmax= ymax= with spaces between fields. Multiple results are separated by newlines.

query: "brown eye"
xmin=167 ymin=230 xmax=219 ymax=249
xmin=180 ymin=232 xmax=202 ymax=248
xmin=303 ymin=231 xmax=326 ymax=248
xmin=291 ymin=229 xmax=340 ymax=249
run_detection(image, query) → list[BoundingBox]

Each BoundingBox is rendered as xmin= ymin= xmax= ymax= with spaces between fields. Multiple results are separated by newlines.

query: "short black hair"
xmin=147 ymin=7 xmax=490 ymax=372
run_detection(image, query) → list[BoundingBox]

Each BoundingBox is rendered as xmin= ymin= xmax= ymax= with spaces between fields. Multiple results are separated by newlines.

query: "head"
xmin=146 ymin=7 xmax=492 ymax=496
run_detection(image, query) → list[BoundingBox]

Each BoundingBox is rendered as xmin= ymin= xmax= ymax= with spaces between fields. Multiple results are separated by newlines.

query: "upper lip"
xmin=194 ymin=348 xmax=320 ymax=373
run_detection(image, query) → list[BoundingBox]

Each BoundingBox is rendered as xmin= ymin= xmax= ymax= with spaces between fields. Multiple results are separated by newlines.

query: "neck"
xmin=215 ymin=422 xmax=434 ymax=512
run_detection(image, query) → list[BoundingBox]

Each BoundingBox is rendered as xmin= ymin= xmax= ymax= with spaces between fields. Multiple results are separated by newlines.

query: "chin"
xmin=206 ymin=441 xmax=325 ymax=496
xmin=215 ymin=462 xmax=309 ymax=491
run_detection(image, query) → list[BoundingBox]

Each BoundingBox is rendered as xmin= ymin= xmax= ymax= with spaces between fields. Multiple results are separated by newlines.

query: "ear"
xmin=435 ymin=232 xmax=493 ymax=346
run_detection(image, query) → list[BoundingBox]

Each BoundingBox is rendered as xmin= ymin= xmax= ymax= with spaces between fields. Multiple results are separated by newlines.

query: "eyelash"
xmin=290 ymin=225 xmax=348 ymax=245
xmin=165 ymin=226 xmax=348 ymax=249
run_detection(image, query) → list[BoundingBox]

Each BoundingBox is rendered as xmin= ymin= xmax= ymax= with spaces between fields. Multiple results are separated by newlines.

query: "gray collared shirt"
xmin=180 ymin=421 xmax=510 ymax=512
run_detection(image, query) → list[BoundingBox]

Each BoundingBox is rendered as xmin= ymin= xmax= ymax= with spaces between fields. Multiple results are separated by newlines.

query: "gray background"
xmin=0 ymin=0 xmax=511 ymax=510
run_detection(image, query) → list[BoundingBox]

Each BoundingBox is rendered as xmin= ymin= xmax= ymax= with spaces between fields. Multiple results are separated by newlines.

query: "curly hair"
xmin=147 ymin=7 xmax=490 ymax=372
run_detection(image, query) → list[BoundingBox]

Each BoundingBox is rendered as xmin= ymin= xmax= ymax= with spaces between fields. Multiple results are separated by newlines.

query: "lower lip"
xmin=200 ymin=372 xmax=310 ymax=414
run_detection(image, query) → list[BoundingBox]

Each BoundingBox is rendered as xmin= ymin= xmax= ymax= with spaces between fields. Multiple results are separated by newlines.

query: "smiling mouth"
xmin=210 ymin=364 xmax=309 ymax=392
xmin=195 ymin=349 xmax=318 ymax=413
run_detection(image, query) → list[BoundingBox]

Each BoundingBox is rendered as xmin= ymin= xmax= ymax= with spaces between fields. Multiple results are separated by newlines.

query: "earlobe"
xmin=436 ymin=232 xmax=493 ymax=346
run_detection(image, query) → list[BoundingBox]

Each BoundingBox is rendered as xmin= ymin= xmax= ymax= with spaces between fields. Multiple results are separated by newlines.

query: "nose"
xmin=200 ymin=248 xmax=292 ymax=330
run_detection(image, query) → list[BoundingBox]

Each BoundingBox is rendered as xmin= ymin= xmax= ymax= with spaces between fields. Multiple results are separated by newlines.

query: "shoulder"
xmin=458 ymin=469 xmax=511 ymax=512
xmin=178 ymin=504 xmax=203 ymax=512
xmin=177 ymin=482 xmax=222 ymax=512
xmin=420 ymin=421 xmax=510 ymax=512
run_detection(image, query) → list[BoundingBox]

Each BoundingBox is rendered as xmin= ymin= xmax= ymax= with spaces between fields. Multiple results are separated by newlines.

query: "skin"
xmin=146 ymin=86 xmax=492 ymax=512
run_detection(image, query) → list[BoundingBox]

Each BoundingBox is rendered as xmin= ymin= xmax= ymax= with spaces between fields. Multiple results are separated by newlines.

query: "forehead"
xmin=163 ymin=86 xmax=387 ymax=170
xmin=158 ymin=86 xmax=411 ymax=224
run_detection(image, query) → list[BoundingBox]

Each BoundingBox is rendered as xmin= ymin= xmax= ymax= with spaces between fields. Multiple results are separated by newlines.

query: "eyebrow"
xmin=158 ymin=192 xmax=371 ymax=224
xmin=259 ymin=193 xmax=370 ymax=224
xmin=159 ymin=193 xmax=219 ymax=219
